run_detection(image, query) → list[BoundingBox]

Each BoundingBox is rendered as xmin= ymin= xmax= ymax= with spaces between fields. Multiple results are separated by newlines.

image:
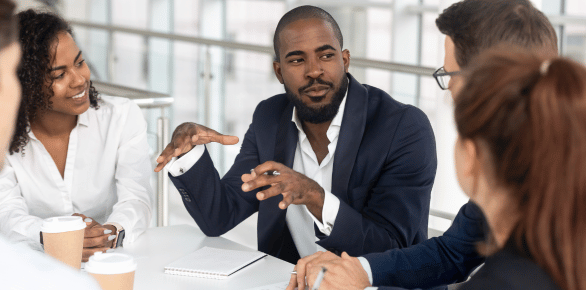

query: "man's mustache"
xmin=298 ymin=78 xmax=334 ymax=94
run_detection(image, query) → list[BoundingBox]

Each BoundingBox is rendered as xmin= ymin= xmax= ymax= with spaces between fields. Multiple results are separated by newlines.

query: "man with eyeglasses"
xmin=288 ymin=0 xmax=559 ymax=289
xmin=432 ymin=67 xmax=460 ymax=91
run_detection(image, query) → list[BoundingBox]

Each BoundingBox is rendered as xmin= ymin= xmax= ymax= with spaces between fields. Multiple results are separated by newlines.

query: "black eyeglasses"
xmin=433 ymin=67 xmax=460 ymax=90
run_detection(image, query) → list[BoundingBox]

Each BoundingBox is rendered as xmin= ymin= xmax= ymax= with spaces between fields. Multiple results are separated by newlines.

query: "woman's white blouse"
xmin=0 ymin=96 xmax=152 ymax=244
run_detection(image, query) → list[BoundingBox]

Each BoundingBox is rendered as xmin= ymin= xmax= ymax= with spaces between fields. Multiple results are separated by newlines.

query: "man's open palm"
xmin=154 ymin=122 xmax=239 ymax=172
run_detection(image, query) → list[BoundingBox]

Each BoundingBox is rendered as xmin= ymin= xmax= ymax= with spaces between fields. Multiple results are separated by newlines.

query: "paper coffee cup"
xmin=41 ymin=216 xmax=86 ymax=269
xmin=86 ymin=252 xmax=137 ymax=290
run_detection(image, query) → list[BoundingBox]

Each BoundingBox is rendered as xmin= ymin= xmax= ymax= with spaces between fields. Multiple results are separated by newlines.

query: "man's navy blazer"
xmin=169 ymin=74 xmax=437 ymax=264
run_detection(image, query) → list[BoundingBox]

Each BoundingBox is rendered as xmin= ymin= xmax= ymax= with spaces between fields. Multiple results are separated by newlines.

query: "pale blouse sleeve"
xmin=106 ymin=101 xmax=153 ymax=243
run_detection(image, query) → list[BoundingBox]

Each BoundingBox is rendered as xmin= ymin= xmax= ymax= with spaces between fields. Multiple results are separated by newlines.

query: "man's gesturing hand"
xmin=241 ymin=161 xmax=325 ymax=221
xmin=154 ymin=122 xmax=239 ymax=172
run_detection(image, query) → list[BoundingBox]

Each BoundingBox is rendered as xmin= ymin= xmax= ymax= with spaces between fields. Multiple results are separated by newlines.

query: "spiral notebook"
xmin=164 ymin=247 xmax=267 ymax=279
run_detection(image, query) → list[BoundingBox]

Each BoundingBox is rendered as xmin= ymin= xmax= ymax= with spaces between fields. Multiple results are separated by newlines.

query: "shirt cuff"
xmin=306 ymin=190 xmax=340 ymax=236
xmin=166 ymin=145 xmax=206 ymax=177
xmin=358 ymin=257 xmax=374 ymax=285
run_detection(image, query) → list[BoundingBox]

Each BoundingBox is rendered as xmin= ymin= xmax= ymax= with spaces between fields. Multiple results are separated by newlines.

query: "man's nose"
xmin=305 ymin=58 xmax=323 ymax=79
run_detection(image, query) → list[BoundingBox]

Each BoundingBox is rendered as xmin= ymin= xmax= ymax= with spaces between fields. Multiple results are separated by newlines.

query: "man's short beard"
xmin=285 ymin=75 xmax=349 ymax=124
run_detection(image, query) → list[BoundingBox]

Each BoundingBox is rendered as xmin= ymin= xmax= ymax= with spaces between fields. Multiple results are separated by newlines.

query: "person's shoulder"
xmin=89 ymin=95 xmax=140 ymax=119
xmin=97 ymin=95 xmax=136 ymax=110
xmin=361 ymin=83 xmax=404 ymax=109
xmin=258 ymin=93 xmax=289 ymax=109
xmin=251 ymin=93 xmax=289 ymax=120
xmin=357 ymin=82 xmax=423 ymax=120
xmin=459 ymin=247 xmax=561 ymax=290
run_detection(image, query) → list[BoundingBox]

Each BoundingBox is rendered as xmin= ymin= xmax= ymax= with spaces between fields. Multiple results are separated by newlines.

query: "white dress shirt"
xmin=167 ymin=90 xmax=347 ymax=258
xmin=0 ymin=234 xmax=102 ymax=290
xmin=0 ymin=96 xmax=152 ymax=244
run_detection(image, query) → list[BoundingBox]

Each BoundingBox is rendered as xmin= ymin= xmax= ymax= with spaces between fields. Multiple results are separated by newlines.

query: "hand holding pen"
xmin=286 ymin=251 xmax=371 ymax=290
xmin=240 ymin=161 xmax=327 ymax=221
xmin=311 ymin=267 xmax=327 ymax=290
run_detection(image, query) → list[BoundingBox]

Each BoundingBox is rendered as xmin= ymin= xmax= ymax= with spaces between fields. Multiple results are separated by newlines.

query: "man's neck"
xmin=301 ymin=120 xmax=332 ymax=165
xmin=301 ymin=120 xmax=331 ymax=141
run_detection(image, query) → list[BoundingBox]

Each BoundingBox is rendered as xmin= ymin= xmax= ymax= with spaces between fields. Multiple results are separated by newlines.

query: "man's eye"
xmin=290 ymin=58 xmax=303 ymax=63
xmin=53 ymin=73 xmax=64 ymax=79
xmin=76 ymin=59 xmax=86 ymax=67
xmin=322 ymin=54 xmax=334 ymax=59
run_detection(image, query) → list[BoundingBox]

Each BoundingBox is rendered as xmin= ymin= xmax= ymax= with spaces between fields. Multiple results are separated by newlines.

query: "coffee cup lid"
xmin=40 ymin=216 xmax=86 ymax=233
xmin=85 ymin=252 xmax=137 ymax=274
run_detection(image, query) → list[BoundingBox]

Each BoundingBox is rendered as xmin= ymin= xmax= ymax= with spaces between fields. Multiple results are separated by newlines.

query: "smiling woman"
xmin=10 ymin=10 xmax=100 ymax=155
xmin=0 ymin=10 xmax=152 ymax=262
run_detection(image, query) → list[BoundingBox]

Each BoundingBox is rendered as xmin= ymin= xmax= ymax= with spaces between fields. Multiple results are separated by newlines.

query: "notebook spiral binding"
xmin=164 ymin=267 xmax=229 ymax=280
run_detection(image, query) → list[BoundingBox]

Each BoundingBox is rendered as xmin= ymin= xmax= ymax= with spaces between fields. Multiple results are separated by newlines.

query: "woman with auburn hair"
xmin=452 ymin=50 xmax=586 ymax=290
xmin=286 ymin=50 xmax=586 ymax=290
xmin=0 ymin=10 xmax=152 ymax=262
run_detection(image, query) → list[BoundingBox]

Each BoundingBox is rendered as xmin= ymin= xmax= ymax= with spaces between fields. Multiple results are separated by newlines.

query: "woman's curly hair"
xmin=10 ymin=10 xmax=100 ymax=154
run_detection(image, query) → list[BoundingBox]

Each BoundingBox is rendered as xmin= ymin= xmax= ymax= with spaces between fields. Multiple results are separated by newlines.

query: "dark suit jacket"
xmin=169 ymin=74 xmax=437 ymax=264
xmin=365 ymin=201 xmax=487 ymax=290
xmin=459 ymin=237 xmax=561 ymax=290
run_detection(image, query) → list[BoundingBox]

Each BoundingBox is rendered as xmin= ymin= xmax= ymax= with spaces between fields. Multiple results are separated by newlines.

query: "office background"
xmin=13 ymin=0 xmax=586 ymax=250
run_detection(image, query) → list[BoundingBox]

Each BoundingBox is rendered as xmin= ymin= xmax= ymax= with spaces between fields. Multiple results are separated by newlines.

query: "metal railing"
xmin=92 ymin=81 xmax=173 ymax=227
xmin=69 ymin=20 xmax=437 ymax=77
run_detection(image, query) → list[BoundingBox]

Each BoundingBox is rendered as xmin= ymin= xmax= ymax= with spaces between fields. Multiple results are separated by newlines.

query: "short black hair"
xmin=273 ymin=5 xmax=343 ymax=62
xmin=436 ymin=0 xmax=557 ymax=68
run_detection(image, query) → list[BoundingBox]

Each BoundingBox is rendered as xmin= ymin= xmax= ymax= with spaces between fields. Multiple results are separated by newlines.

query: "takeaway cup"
xmin=86 ymin=252 xmax=136 ymax=290
xmin=41 ymin=216 xmax=86 ymax=269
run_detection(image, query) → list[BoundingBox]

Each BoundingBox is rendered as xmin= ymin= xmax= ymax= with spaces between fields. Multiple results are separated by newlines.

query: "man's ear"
xmin=273 ymin=61 xmax=284 ymax=84
xmin=342 ymin=49 xmax=350 ymax=73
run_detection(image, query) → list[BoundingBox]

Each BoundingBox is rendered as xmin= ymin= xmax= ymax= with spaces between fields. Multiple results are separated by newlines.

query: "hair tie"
xmin=540 ymin=59 xmax=552 ymax=76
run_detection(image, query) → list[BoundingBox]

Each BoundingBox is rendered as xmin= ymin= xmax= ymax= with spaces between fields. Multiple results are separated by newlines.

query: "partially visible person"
xmin=288 ymin=0 xmax=560 ymax=289
xmin=294 ymin=50 xmax=586 ymax=290
xmin=0 ymin=10 xmax=152 ymax=262
xmin=0 ymin=0 xmax=20 ymax=171
xmin=1 ymin=234 xmax=102 ymax=289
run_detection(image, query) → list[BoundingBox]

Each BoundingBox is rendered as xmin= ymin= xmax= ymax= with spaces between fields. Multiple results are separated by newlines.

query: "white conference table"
xmin=114 ymin=224 xmax=294 ymax=289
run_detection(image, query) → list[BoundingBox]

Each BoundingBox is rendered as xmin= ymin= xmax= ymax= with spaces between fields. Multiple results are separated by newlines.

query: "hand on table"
xmin=287 ymin=251 xmax=371 ymax=290
xmin=154 ymin=122 xmax=239 ymax=172
xmin=241 ymin=161 xmax=326 ymax=221
xmin=72 ymin=213 xmax=116 ymax=262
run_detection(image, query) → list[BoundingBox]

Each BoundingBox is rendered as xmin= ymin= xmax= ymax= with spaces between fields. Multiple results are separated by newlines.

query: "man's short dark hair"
xmin=273 ymin=5 xmax=343 ymax=62
xmin=436 ymin=0 xmax=558 ymax=68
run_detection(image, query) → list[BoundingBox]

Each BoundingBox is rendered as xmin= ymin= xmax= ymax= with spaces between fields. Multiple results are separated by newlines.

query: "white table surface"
xmin=115 ymin=224 xmax=293 ymax=290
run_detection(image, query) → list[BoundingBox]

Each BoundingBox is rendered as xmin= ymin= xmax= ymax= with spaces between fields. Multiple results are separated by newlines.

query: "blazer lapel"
xmin=332 ymin=74 xmax=368 ymax=203
xmin=258 ymin=101 xmax=298 ymax=259
xmin=280 ymin=102 xmax=298 ymax=168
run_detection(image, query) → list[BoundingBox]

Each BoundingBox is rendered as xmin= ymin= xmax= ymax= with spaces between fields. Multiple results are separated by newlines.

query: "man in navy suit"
xmin=155 ymin=5 xmax=437 ymax=265
xmin=287 ymin=0 xmax=560 ymax=289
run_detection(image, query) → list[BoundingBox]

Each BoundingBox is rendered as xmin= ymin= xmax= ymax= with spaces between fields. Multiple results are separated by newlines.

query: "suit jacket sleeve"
xmin=167 ymin=104 xmax=268 ymax=237
xmin=363 ymin=201 xmax=486 ymax=289
xmin=317 ymin=107 xmax=437 ymax=255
